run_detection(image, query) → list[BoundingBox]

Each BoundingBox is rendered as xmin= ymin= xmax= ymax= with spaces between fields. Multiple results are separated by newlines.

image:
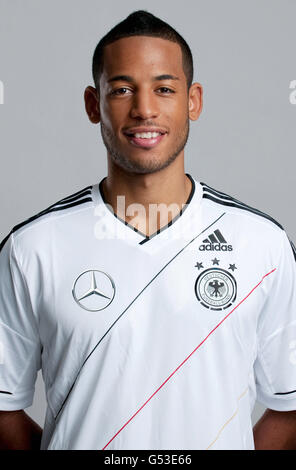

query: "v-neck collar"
xmin=96 ymin=173 xmax=197 ymax=245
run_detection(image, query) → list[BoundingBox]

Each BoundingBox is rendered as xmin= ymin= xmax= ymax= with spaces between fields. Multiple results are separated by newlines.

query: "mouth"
xmin=123 ymin=130 xmax=167 ymax=149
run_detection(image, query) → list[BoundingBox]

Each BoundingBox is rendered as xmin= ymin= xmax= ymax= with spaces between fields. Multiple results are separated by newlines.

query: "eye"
xmin=110 ymin=87 xmax=131 ymax=96
xmin=157 ymin=87 xmax=175 ymax=94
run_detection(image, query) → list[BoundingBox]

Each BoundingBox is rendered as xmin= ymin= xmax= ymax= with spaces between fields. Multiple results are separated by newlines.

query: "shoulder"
xmin=0 ymin=184 xmax=95 ymax=254
xmin=198 ymin=180 xmax=296 ymax=260
xmin=200 ymin=181 xmax=284 ymax=233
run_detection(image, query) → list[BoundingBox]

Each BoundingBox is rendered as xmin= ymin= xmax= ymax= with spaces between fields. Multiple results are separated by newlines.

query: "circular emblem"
xmin=72 ymin=269 xmax=115 ymax=312
xmin=195 ymin=268 xmax=237 ymax=310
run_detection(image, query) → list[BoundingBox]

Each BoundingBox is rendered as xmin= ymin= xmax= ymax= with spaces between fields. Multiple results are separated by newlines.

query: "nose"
xmin=129 ymin=88 xmax=159 ymax=120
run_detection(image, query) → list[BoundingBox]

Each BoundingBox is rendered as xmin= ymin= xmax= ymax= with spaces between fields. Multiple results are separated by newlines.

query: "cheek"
xmin=164 ymin=111 xmax=188 ymax=132
xmin=101 ymin=101 xmax=128 ymax=131
xmin=162 ymin=98 xmax=188 ymax=124
xmin=100 ymin=109 xmax=118 ymax=132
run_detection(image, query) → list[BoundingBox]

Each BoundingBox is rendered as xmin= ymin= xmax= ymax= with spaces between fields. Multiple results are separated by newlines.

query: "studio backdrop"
xmin=0 ymin=0 xmax=295 ymax=429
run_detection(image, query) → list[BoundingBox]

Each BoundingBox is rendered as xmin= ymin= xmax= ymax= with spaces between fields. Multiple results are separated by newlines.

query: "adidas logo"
xmin=199 ymin=229 xmax=233 ymax=251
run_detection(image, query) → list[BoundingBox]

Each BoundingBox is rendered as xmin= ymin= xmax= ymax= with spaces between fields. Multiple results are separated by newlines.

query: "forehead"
xmin=101 ymin=36 xmax=185 ymax=81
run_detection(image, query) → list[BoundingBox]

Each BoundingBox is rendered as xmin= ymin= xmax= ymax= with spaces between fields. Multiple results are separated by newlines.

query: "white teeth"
xmin=133 ymin=132 xmax=161 ymax=138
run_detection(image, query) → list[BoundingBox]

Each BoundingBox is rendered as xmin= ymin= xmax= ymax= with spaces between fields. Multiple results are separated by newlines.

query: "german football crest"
xmin=194 ymin=261 xmax=237 ymax=311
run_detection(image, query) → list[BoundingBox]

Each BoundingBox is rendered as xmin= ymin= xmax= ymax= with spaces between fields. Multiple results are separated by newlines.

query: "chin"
xmin=113 ymin=157 xmax=168 ymax=175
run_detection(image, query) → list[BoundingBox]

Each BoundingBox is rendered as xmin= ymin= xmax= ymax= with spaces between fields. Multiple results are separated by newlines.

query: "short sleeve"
xmin=254 ymin=230 xmax=296 ymax=411
xmin=0 ymin=233 xmax=42 ymax=410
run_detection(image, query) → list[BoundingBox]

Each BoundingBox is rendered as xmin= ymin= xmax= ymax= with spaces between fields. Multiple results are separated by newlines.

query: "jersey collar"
xmin=94 ymin=173 xmax=201 ymax=245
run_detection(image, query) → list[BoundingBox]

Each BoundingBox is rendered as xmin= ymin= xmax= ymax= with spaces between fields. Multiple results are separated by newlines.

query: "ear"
xmin=188 ymin=82 xmax=203 ymax=121
xmin=84 ymin=86 xmax=100 ymax=124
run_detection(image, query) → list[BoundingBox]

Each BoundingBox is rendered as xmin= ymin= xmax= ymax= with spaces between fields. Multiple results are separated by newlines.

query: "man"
xmin=0 ymin=10 xmax=296 ymax=450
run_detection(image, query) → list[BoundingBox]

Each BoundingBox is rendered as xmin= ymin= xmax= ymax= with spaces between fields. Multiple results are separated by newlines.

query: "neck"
xmin=101 ymin=157 xmax=192 ymax=237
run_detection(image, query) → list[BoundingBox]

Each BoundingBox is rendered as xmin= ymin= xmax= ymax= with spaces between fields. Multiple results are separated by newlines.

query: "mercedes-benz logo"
xmin=72 ymin=269 xmax=115 ymax=311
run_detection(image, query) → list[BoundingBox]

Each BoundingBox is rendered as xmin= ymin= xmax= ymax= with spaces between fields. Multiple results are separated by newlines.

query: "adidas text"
xmin=199 ymin=243 xmax=233 ymax=252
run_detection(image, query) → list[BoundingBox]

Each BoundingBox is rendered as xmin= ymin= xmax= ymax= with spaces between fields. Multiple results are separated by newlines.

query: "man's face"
xmin=93 ymin=36 xmax=201 ymax=174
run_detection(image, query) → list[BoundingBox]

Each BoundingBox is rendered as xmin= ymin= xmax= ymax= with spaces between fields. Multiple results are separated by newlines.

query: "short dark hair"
xmin=92 ymin=10 xmax=194 ymax=91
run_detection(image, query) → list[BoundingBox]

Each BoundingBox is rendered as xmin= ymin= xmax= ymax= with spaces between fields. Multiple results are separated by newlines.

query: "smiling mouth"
xmin=124 ymin=131 xmax=167 ymax=149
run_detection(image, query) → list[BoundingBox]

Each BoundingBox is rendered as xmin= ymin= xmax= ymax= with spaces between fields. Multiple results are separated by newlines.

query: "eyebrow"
xmin=107 ymin=74 xmax=180 ymax=83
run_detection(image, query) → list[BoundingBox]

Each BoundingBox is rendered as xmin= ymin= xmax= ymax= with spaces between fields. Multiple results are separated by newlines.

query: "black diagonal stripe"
xmin=289 ymin=239 xmax=296 ymax=262
xmin=202 ymin=184 xmax=260 ymax=213
xmin=55 ymin=189 xmax=92 ymax=206
xmin=202 ymin=238 xmax=210 ymax=243
xmin=1 ymin=184 xmax=93 ymax=251
xmin=54 ymin=212 xmax=226 ymax=421
xmin=202 ymin=194 xmax=283 ymax=230
xmin=58 ymin=185 xmax=93 ymax=203
xmin=0 ymin=197 xmax=93 ymax=254
xmin=0 ymin=233 xmax=10 ymax=254
xmin=0 ymin=391 xmax=13 ymax=395
xmin=274 ymin=389 xmax=296 ymax=395
xmin=201 ymin=183 xmax=284 ymax=230
xmin=214 ymin=229 xmax=227 ymax=244
xmin=201 ymin=184 xmax=235 ymax=201
xmin=209 ymin=234 xmax=219 ymax=244
xmin=42 ymin=197 xmax=93 ymax=213
xmin=201 ymin=183 xmax=244 ymax=204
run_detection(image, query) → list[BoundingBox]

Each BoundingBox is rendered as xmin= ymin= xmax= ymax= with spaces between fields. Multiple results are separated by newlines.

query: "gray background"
xmin=0 ymin=0 xmax=295 ymax=430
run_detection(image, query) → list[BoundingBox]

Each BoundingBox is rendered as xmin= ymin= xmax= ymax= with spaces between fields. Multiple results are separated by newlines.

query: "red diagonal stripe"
xmin=102 ymin=268 xmax=276 ymax=450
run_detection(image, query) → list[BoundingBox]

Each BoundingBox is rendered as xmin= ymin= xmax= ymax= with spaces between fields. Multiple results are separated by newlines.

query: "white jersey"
xmin=0 ymin=174 xmax=296 ymax=450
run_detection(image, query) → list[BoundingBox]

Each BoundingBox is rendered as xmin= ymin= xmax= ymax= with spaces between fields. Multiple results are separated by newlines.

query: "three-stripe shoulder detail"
xmin=290 ymin=239 xmax=296 ymax=262
xmin=0 ymin=185 xmax=93 ymax=253
xmin=201 ymin=183 xmax=283 ymax=230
